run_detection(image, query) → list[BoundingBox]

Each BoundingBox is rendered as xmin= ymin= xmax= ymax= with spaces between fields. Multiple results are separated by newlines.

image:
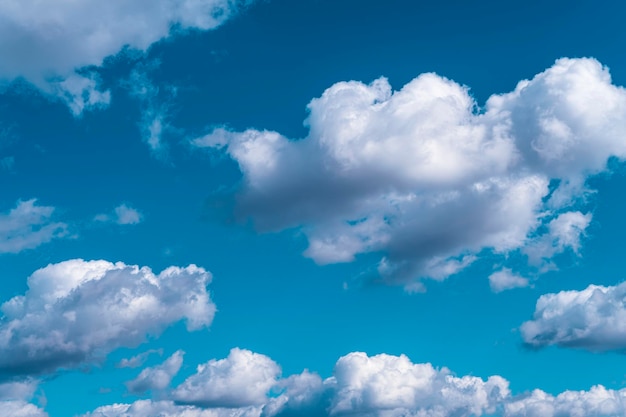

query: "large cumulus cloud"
xmin=0 ymin=0 xmax=253 ymax=114
xmin=520 ymin=281 xmax=626 ymax=352
xmin=195 ymin=58 xmax=625 ymax=288
xmin=0 ymin=259 xmax=215 ymax=378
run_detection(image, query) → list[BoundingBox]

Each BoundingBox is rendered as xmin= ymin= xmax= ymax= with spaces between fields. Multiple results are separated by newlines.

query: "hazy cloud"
xmin=127 ymin=350 xmax=185 ymax=394
xmin=0 ymin=199 xmax=67 ymax=254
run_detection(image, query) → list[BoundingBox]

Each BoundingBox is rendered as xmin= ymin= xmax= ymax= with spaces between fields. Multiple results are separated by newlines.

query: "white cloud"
xmin=114 ymin=204 xmax=143 ymax=225
xmin=127 ymin=350 xmax=185 ymax=394
xmin=125 ymin=65 xmax=176 ymax=155
xmin=84 ymin=350 xmax=511 ymax=417
xmin=73 ymin=349 xmax=626 ymax=417
xmin=489 ymin=268 xmax=529 ymax=293
xmin=0 ymin=400 xmax=47 ymax=417
xmin=0 ymin=259 xmax=215 ymax=377
xmin=0 ymin=199 xmax=68 ymax=254
xmin=520 ymin=281 xmax=626 ymax=352
xmin=82 ymin=400 xmax=261 ymax=417
xmin=523 ymin=211 xmax=592 ymax=268
xmin=0 ymin=380 xmax=47 ymax=417
xmin=505 ymin=385 xmax=626 ymax=417
xmin=172 ymin=348 xmax=281 ymax=408
xmin=95 ymin=203 xmax=143 ymax=225
xmin=325 ymin=352 xmax=509 ymax=417
xmin=194 ymin=58 xmax=622 ymax=288
xmin=0 ymin=0 xmax=254 ymax=113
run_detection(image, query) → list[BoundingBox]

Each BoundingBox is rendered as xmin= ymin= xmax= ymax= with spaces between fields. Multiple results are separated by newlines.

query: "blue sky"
xmin=2 ymin=1 xmax=626 ymax=416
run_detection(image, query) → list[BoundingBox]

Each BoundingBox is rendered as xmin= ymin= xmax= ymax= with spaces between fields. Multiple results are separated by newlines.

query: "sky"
xmin=2 ymin=0 xmax=626 ymax=416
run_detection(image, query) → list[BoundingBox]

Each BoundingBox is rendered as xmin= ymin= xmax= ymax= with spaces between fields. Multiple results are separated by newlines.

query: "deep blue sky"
xmin=2 ymin=1 xmax=626 ymax=416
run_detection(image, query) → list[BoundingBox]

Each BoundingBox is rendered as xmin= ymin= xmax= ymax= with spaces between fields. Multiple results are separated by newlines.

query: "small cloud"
xmin=117 ymin=349 xmax=164 ymax=369
xmin=114 ymin=204 xmax=143 ymax=225
xmin=95 ymin=203 xmax=143 ymax=225
xmin=488 ymin=268 xmax=529 ymax=293
xmin=126 ymin=350 xmax=184 ymax=394
xmin=521 ymin=281 xmax=626 ymax=352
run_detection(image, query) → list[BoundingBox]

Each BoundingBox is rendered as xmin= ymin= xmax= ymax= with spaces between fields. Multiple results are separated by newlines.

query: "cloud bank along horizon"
xmin=195 ymin=57 xmax=625 ymax=291
xmin=73 ymin=348 xmax=626 ymax=417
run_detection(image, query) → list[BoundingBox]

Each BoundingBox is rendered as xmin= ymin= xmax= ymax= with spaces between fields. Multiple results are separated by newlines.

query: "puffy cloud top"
xmin=0 ymin=259 xmax=215 ymax=377
xmin=195 ymin=58 xmax=621 ymax=287
xmin=173 ymin=348 xmax=281 ymax=408
xmin=505 ymin=385 xmax=626 ymax=417
xmin=521 ymin=281 xmax=626 ymax=352
xmin=326 ymin=352 xmax=509 ymax=417
xmin=85 ymin=350 xmax=511 ymax=417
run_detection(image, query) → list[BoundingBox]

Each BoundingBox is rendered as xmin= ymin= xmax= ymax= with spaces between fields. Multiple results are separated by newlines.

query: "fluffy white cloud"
xmin=520 ymin=281 xmax=626 ymax=351
xmin=172 ymin=348 xmax=281 ymax=408
xmin=489 ymin=268 xmax=529 ymax=293
xmin=324 ymin=352 xmax=509 ymax=417
xmin=0 ymin=0 xmax=253 ymax=113
xmin=85 ymin=350 xmax=511 ymax=417
xmin=195 ymin=58 xmax=622 ymax=288
xmin=0 ymin=259 xmax=215 ymax=377
xmin=505 ymin=385 xmax=626 ymax=417
xmin=127 ymin=350 xmax=185 ymax=394
xmin=0 ymin=199 xmax=68 ymax=254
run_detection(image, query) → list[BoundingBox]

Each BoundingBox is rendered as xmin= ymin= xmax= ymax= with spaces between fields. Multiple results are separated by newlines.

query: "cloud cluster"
xmin=0 ymin=0 xmax=253 ymax=113
xmin=195 ymin=58 xmax=626 ymax=288
xmin=0 ymin=259 xmax=215 ymax=378
xmin=84 ymin=350 xmax=510 ymax=417
xmin=0 ymin=199 xmax=67 ymax=254
xmin=521 ymin=281 xmax=626 ymax=352
xmin=505 ymin=385 xmax=626 ymax=417
xmin=80 ymin=348 xmax=626 ymax=417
